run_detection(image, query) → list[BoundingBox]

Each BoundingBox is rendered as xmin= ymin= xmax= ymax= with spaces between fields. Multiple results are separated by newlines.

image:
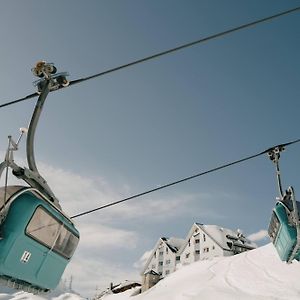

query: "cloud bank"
xmin=247 ymin=229 xmax=268 ymax=242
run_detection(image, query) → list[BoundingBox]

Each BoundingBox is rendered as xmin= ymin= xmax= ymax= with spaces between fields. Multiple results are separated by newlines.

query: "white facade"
xmin=142 ymin=237 xmax=184 ymax=278
xmin=142 ymin=223 xmax=256 ymax=283
xmin=179 ymin=223 xmax=256 ymax=265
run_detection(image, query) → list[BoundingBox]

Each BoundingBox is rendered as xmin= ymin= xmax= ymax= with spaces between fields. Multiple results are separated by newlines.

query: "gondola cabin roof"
xmin=0 ymin=186 xmax=75 ymax=224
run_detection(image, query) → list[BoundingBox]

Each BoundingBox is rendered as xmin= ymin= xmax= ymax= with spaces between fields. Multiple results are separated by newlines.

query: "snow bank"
xmin=0 ymin=290 xmax=85 ymax=300
xmin=1 ymin=244 xmax=300 ymax=299
xmin=103 ymin=244 xmax=300 ymax=300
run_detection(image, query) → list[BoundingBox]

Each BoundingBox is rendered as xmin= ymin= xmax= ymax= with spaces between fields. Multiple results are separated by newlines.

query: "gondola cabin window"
xmin=26 ymin=206 xmax=79 ymax=258
xmin=55 ymin=225 xmax=79 ymax=258
xmin=26 ymin=206 xmax=60 ymax=247
xmin=268 ymin=210 xmax=281 ymax=243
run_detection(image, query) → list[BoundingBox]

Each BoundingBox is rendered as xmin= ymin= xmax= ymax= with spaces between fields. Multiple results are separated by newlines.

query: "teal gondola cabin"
xmin=0 ymin=186 xmax=79 ymax=293
xmin=268 ymin=200 xmax=300 ymax=262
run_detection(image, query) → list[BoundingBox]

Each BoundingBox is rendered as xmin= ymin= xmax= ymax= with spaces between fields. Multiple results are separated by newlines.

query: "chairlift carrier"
xmin=267 ymin=146 xmax=300 ymax=263
xmin=0 ymin=62 xmax=79 ymax=293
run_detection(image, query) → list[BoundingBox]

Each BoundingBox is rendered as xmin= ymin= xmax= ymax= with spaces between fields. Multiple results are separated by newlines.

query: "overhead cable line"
xmin=1 ymin=6 xmax=299 ymax=109
xmin=70 ymin=138 xmax=300 ymax=219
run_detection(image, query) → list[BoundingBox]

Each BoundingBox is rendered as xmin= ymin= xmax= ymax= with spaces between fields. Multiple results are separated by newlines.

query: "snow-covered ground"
xmin=0 ymin=291 xmax=83 ymax=300
xmin=1 ymin=243 xmax=300 ymax=299
xmin=103 ymin=244 xmax=300 ymax=300
xmin=0 ymin=283 xmax=84 ymax=300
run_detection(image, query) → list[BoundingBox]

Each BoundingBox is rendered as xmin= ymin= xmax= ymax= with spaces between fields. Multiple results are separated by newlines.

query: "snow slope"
xmin=0 ymin=284 xmax=85 ymax=300
xmin=103 ymin=244 xmax=300 ymax=300
xmin=0 ymin=292 xmax=84 ymax=300
xmin=1 ymin=244 xmax=300 ymax=299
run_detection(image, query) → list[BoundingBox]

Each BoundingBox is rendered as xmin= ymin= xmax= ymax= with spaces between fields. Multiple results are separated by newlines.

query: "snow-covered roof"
xmin=142 ymin=224 xmax=256 ymax=275
xmin=141 ymin=236 xmax=184 ymax=274
xmin=112 ymin=280 xmax=141 ymax=292
xmin=178 ymin=223 xmax=256 ymax=254
xmin=144 ymin=270 xmax=160 ymax=276
xmin=198 ymin=224 xmax=256 ymax=251
xmin=165 ymin=237 xmax=185 ymax=253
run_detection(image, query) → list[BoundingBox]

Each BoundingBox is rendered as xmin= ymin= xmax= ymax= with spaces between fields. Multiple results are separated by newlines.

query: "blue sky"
xmin=0 ymin=1 xmax=299 ymax=297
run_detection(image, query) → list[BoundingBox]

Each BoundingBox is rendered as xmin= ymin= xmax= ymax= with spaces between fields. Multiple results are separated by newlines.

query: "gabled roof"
xmin=141 ymin=237 xmax=184 ymax=275
xmin=166 ymin=237 xmax=185 ymax=253
xmin=199 ymin=224 xmax=256 ymax=250
xmin=199 ymin=224 xmax=237 ymax=251
xmin=112 ymin=280 xmax=141 ymax=292
xmin=178 ymin=223 xmax=256 ymax=254
xmin=144 ymin=269 xmax=160 ymax=276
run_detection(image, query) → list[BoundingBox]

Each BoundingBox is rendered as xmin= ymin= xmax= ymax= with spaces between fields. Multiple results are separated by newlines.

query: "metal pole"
xmin=275 ymin=160 xmax=284 ymax=199
xmin=26 ymin=81 xmax=50 ymax=173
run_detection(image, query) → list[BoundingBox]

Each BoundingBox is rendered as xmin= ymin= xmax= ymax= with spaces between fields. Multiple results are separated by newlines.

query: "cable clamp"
xmin=267 ymin=145 xmax=285 ymax=163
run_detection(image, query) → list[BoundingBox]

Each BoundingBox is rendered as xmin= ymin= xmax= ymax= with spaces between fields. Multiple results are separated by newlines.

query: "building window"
xmin=159 ymin=251 xmax=164 ymax=256
xmin=185 ymin=253 xmax=190 ymax=259
xmin=154 ymin=251 xmax=156 ymax=258
xmin=212 ymin=245 xmax=215 ymax=250
xmin=195 ymin=239 xmax=200 ymax=244
xmin=195 ymin=250 xmax=200 ymax=255
xmin=165 ymin=270 xmax=170 ymax=275
xmin=176 ymin=256 xmax=180 ymax=261
xmin=203 ymin=234 xmax=206 ymax=242
xmin=166 ymin=259 xmax=171 ymax=265
xmin=166 ymin=247 xmax=169 ymax=254
xmin=188 ymin=239 xmax=191 ymax=247
xmin=159 ymin=261 xmax=163 ymax=266
xmin=203 ymin=247 xmax=209 ymax=253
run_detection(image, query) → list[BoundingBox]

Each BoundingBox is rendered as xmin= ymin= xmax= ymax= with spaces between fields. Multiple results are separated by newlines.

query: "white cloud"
xmin=77 ymin=223 xmax=138 ymax=251
xmin=63 ymin=256 xmax=139 ymax=298
xmin=59 ymin=221 xmax=140 ymax=297
xmin=38 ymin=162 xmax=116 ymax=216
xmin=2 ymin=154 xmax=224 ymax=223
xmin=133 ymin=249 xmax=153 ymax=270
xmin=36 ymin=161 xmax=202 ymax=222
xmin=247 ymin=229 xmax=268 ymax=242
xmin=0 ymin=158 xmax=226 ymax=297
xmin=1 ymin=159 xmax=141 ymax=297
